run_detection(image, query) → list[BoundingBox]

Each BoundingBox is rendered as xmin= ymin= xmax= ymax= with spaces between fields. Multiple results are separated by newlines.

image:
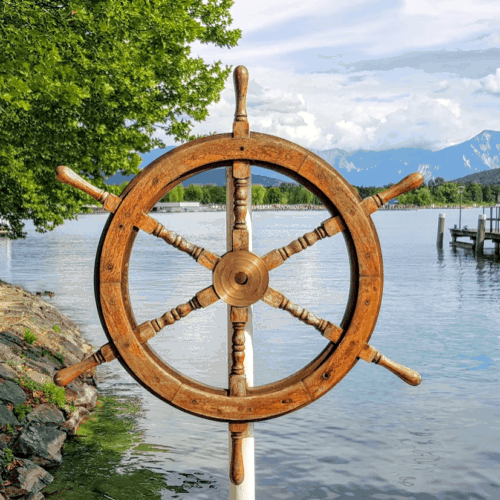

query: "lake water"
xmin=1 ymin=207 xmax=499 ymax=500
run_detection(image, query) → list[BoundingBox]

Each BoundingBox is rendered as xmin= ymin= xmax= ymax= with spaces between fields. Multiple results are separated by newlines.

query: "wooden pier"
xmin=449 ymin=227 xmax=500 ymax=253
xmin=449 ymin=207 xmax=500 ymax=255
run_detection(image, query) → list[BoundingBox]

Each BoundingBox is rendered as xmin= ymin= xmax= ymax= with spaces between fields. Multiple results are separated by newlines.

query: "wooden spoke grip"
xmin=362 ymin=172 xmax=424 ymax=214
xmin=229 ymin=423 xmax=247 ymax=485
xmin=358 ymin=345 xmax=422 ymax=386
xmin=56 ymin=165 xmax=121 ymax=212
xmin=54 ymin=343 xmax=118 ymax=386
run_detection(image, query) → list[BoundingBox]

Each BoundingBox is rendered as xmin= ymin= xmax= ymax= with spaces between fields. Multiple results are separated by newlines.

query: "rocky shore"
xmin=0 ymin=281 xmax=98 ymax=500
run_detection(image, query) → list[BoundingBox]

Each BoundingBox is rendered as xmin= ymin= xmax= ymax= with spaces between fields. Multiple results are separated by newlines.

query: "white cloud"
xmin=481 ymin=68 xmax=500 ymax=93
xmin=159 ymin=1 xmax=500 ymax=153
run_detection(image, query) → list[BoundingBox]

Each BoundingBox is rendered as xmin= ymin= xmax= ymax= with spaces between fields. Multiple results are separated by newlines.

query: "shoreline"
xmin=0 ymin=281 xmax=99 ymax=500
xmin=79 ymin=203 xmax=484 ymax=215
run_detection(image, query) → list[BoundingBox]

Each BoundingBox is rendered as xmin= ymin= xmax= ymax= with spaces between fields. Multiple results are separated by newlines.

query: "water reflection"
xmin=1 ymin=209 xmax=500 ymax=499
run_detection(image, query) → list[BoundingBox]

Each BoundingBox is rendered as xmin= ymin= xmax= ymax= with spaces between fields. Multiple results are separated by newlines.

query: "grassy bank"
xmin=43 ymin=396 xmax=215 ymax=499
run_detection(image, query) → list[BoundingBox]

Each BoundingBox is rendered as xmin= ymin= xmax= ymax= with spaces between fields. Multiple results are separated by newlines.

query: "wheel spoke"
xmin=229 ymin=306 xmax=248 ymax=397
xmin=261 ymin=286 xmax=343 ymax=338
xmin=230 ymin=162 xmax=251 ymax=252
xmin=261 ymin=172 xmax=424 ymax=272
xmin=261 ymin=287 xmax=421 ymax=387
xmin=261 ymin=216 xmax=346 ymax=271
xmin=136 ymin=213 xmax=221 ymax=271
xmin=360 ymin=172 xmax=424 ymax=215
xmin=54 ymin=286 xmax=220 ymax=387
xmin=151 ymin=285 xmax=220 ymax=331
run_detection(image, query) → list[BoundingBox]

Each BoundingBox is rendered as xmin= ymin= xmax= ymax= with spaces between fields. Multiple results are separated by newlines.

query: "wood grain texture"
xmin=358 ymin=344 xmax=422 ymax=386
xmin=262 ymin=216 xmax=347 ymax=271
xmin=96 ymin=132 xmax=386 ymax=420
xmin=361 ymin=172 xmax=424 ymax=215
xmin=90 ymin=65 xmax=424 ymax=422
xmin=152 ymin=286 xmax=219 ymax=331
xmin=233 ymin=65 xmax=249 ymax=138
xmin=136 ymin=213 xmax=220 ymax=271
xmin=231 ymin=161 xmax=250 ymax=251
xmin=261 ymin=287 xmax=337 ymax=335
xmin=229 ymin=422 xmax=247 ymax=485
xmin=56 ymin=166 xmax=121 ymax=212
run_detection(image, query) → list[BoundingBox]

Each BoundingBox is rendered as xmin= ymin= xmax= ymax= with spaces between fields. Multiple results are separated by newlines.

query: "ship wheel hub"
xmin=213 ymin=251 xmax=269 ymax=307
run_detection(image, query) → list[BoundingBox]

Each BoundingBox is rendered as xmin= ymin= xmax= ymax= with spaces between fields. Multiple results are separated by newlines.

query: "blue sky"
xmin=156 ymin=0 xmax=500 ymax=153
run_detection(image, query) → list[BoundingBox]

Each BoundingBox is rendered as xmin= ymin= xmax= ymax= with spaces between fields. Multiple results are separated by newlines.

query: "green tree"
xmin=1 ymin=1 xmax=240 ymax=238
xmin=184 ymin=184 xmax=203 ymax=202
xmin=207 ymin=185 xmax=226 ymax=204
xmin=482 ymin=185 xmax=494 ymax=204
xmin=435 ymin=183 xmax=460 ymax=204
xmin=264 ymin=187 xmax=285 ymax=204
xmin=252 ymin=185 xmax=266 ymax=205
xmin=465 ymin=183 xmax=483 ymax=203
xmin=413 ymin=187 xmax=433 ymax=206
xmin=292 ymin=186 xmax=314 ymax=204
xmin=167 ymin=184 xmax=184 ymax=202
xmin=201 ymin=187 xmax=212 ymax=205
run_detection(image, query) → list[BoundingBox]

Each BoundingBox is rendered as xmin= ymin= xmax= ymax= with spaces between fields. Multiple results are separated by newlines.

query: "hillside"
xmin=451 ymin=168 xmax=500 ymax=185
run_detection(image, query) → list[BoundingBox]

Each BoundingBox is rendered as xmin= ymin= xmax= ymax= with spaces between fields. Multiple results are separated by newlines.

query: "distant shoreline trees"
xmin=110 ymin=177 xmax=499 ymax=207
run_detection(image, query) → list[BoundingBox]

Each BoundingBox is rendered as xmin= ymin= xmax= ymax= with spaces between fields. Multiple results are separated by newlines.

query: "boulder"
xmin=3 ymin=458 xmax=53 ymax=499
xmin=65 ymin=382 xmax=98 ymax=410
xmin=0 ymin=434 xmax=13 ymax=450
xmin=14 ymin=423 xmax=66 ymax=467
xmin=0 ymin=364 xmax=17 ymax=382
xmin=0 ymin=404 xmax=20 ymax=427
xmin=0 ymin=381 xmax=26 ymax=406
xmin=26 ymin=404 xmax=65 ymax=428
xmin=61 ymin=406 xmax=89 ymax=435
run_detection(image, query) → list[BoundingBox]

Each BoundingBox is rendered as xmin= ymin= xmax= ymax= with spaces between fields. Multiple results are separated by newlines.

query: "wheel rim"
xmin=95 ymin=132 xmax=383 ymax=422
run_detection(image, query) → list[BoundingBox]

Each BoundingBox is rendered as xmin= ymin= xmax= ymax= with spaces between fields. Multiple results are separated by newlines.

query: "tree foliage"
xmin=0 ymin=0 xmax=240 ymax=238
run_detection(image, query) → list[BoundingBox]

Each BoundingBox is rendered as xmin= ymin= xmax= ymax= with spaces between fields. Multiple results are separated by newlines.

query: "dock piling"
xmin=437 ymin=213 xmax=445 ymax=248
xmin=475 ymin=214 xmax=486 ymax=255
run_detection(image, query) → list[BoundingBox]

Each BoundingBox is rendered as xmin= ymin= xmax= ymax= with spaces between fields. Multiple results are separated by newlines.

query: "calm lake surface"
xmin=1 ymin=207 xmax=499 ymax=499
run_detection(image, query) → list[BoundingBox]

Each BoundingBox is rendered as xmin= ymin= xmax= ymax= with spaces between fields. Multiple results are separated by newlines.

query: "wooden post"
xmin=226 ymin=167 xmax=255 ymax=500
xmin=436 ymin=213 xmax=445 ymax=248
xmin=476 ymin=214 xmax=486 ymax=255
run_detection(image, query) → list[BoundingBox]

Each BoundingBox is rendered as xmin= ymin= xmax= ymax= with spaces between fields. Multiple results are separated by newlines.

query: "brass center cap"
xmin=213 ymin=251 xmax=269 ymax=307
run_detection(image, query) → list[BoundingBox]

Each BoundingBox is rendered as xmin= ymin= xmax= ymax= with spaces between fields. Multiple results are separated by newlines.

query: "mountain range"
xmin=105 ymin=130 xmax=500 ymax=188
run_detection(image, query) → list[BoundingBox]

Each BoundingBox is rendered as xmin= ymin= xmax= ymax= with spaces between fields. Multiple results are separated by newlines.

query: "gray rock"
xmin=0 ymin=434 xmax=13 ymax=450
xmin=14 ymin=423 xmax=66 ymax=466
xmin=27 ymin=492 xmax=45 ymax=500
xmin=0 ymin=380 xmax=26 ymax=406
xmin=27 ymin=493 xmax=45 ymax=500
xmin=0 ymin=404 xmax=20 ymax=426
xmin=66 ymin=382 xmax=98 ymax=409
xmin=26 ymin=404 xmax=65 ymax=428
xmin=0 ymin=364 xmax=17 ymax=382
xmin=61 ymin=406 xmax=89 ymax=435
xmin=3 ymin=458 xmax=53 ymax=499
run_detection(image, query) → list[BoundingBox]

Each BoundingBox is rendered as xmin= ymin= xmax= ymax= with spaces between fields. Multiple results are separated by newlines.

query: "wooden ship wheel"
xmin=54 ymin=66 xmax=423 ymax=486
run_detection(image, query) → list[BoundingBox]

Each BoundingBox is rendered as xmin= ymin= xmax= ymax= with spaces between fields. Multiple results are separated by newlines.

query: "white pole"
xmin=226 ymin=167 xmax=255 ymax=500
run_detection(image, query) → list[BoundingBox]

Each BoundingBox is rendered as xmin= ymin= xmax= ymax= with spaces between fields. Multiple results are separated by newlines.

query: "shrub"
xmin=4 ymin=448 xmax=14 ymax=466
xmin=53 ymin=325 xmax=60 ymax=333
xmin=16 ymin=376 xmax=40 ymax=392
xmin=42 ymin=381 xmax=67 ymax=409
xmin=13 ymin=403 xmax=31 ymax=421
xmin=23 ymin=329 xmax=37 ymax=345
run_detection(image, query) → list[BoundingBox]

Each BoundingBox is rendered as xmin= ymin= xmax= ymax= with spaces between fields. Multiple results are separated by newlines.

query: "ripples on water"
xmin=1 ymin=207 xmax=499 ymax=499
